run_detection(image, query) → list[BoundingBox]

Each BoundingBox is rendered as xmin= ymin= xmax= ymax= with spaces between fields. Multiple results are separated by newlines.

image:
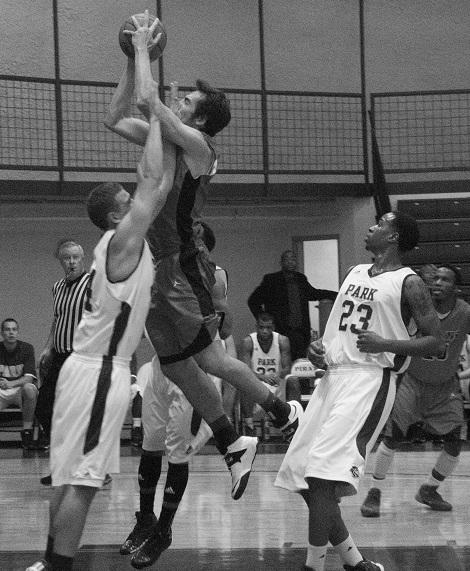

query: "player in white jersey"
xmin=361 ymin=264 xmax=470 ymax=517
xmin=26 ymin=78 xmax=175 ymax=571
xmin=275 ymin=212 xmax=443 ymax=571
xmin=239 ymin=312 xmax=296 ymax=437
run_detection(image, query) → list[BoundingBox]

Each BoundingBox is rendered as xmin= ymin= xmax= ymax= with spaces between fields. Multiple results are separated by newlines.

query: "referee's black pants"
xmin=35 ymin=350 xmax=70 ymax=440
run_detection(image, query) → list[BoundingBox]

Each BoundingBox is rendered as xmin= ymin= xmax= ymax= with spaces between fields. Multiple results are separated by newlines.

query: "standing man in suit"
xmin=248 ymin=250 xmax=337 ymax=361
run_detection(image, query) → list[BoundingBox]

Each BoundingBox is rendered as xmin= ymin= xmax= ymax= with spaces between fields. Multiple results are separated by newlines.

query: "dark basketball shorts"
xmin=387 ymin=371 xmax=465 ymax=437
xmin=146 ymin=247 xmax=220 ymax=364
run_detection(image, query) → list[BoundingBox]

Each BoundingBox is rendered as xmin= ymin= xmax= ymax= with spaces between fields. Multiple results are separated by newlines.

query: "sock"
xmin=138 ymin=452 xmax=162 ymax=514
xmin=244 ymin=417 xmax=254 ymax=429
xmin=371 ymin=441 xmax=395 ymax=481
xmin=45 ymin=535 xmax=54 ymax=562
xmin=260 ymin=393 xmax=290 ymax=427
xmin=132 ymin=393 xmax=142 ymax=418
xmin=50 ymin=552 xmax=73 ymax=571
xmin=427 ymin=450 xmax=460 ymax=487
xmin=332 ymin=535 xmax=362 ymax=567
xmin=306 ymin=544 xmax=327 ymax=571
xmin=23 ymin=421 xmax=33 ymax=430
xmin=159 ymin=462 xmax=189 ymax=534
xmin=209 ymin=415 xmax=239 ymax=454
xmin=133 ymin=418 xmax=142 ymax=428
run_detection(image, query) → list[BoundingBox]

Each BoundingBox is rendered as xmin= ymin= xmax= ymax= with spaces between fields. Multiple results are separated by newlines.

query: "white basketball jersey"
xmin=73 ymin=231 xmax=154 ymax=360
xmin=323 ymin=264 xmax=415 ymax=372
xmin=250 ymin=332 xmax=282 ymax=376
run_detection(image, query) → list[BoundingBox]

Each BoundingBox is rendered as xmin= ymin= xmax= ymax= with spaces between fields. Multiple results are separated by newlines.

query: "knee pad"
xmin=385 ymin=421 xmax=407 ymax=448
xmin=443 ymin=427 xmax=462 ymax=457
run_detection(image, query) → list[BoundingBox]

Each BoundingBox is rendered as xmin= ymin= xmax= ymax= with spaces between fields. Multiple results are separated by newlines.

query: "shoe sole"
xmin=414 ymin=492 xmax=452 ymax=511
xmin=130 ymin=542 xmax=172 ymax=569
xmin=360 ymin=506 xmax=380 ymax=517
xmin=232 ymin=440 xmax=259 ymax=500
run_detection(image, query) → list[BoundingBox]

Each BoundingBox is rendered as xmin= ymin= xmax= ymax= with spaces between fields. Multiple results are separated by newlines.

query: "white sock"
xmin=305 ymin=544 xmax=327 ymax=571
xmin=427 ymin=450 xmax=460 ymax=487
xmin=372 ymin=441 xmax=395 ymax=480
xmin=133 ymin=418 xmax=141 ymax=428
xmin=332 ymin=535 xmax=362 ymax=567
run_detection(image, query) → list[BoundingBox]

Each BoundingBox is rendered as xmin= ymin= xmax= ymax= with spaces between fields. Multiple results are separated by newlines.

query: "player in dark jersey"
xmin=105 ymin=13 xmax=302 ymax=501
xmin=361 ymin=264 xmax=470 ymax=517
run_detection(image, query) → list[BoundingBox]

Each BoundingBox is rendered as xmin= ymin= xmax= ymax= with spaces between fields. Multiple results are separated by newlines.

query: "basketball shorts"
xmin=275 ymin=365 xmax=396 ymax=497
xmin=50 ymin=353 xmax=131 ymax=488
xmin=146 ymin=248 xmax=219 ymax=365
xmin=387 ymin=371 xmax=465 ymax=437
xmin=142 ymin=357 xmax=220 ymax=463
xmin=0 ymin=386 xmax=26 ymax=409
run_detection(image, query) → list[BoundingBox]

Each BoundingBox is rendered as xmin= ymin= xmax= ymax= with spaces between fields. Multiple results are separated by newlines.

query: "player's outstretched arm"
xmin=108 ymin=91 xmax=176 ymax=282
xmin=131 ymin=13 xmax=213 ymax=175
xmin=104 ymin=60 xmax=150 ymax=147
xmin=356 ymin=275 xmax=444 ymax=357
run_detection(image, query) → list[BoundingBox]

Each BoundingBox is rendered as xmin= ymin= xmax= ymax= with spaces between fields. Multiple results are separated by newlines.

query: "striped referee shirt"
xmin=52 ymin=272 xmax=90 ymax=354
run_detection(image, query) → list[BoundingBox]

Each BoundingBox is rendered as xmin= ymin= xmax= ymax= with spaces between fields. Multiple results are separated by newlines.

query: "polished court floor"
xmin=1 ymin=440 xmax=470 ymax=570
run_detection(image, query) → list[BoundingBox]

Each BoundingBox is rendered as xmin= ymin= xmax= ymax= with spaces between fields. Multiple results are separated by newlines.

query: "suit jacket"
xmin=247 ymin=270 xmax=337 ymax=338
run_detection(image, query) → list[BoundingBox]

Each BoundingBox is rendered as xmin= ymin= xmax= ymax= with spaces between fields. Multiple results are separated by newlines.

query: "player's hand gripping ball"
xmin=119 ymin=13 xmax=167 ymax=61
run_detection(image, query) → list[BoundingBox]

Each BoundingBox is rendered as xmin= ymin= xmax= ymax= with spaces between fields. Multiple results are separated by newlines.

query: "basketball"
xmin=118 ymin=13 xmax=167 ymax=61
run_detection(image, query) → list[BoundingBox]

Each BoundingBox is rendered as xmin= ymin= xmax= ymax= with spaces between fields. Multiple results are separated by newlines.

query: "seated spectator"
xmin=0 ymin=318 xmax=38 ymax=449
xmin=238 ymin=312 xmax=299 ymax=437
xmin=248 ymin=249 xmax=337 ymax=361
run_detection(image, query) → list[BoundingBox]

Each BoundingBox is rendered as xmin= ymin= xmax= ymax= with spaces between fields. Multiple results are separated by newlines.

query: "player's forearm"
xmin=8 ymin=375 xmax=35 ymax=388
xmin=382 ymin=335 xmax=444 ymax=357
xmin=104 ymin=62 xmax=135 ymax=129
xmin=134 ymin=44 xmax=158 ymax=114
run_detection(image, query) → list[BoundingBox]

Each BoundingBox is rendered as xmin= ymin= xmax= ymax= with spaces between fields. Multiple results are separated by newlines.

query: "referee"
xmin=36 ymin=239 xmax=89 ymax=484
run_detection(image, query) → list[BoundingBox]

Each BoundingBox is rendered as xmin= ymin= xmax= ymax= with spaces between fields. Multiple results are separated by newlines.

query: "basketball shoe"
xmin=279 ymin=400 xmax=303 ymax=443
xmin=131 ymin=524 xmax=172 ymax=569
xmin=102 ymin=473 xmax=113 ymax=488
xmin=21 ymin=429 xmax=35 ymax=450
xmin=224 ymin=435 xmax=258 ymax=500
xmin=344 ymin=560 xmax=384 ymax=570
xmin=415 ymin=484 xmax=452 ymax=511
xmin=120 ymin=511 xmax=158 ymax=555
xmin=25 ymin=560 xmax=50 ymax=571
xmin=40 ymin=474 xmax=52 ymax=486
xmin=360 ymin=487 xmax=381 ymax=517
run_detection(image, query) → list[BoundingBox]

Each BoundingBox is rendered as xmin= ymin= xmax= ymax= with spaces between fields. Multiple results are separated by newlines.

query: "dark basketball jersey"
xmin=407 ymin=298 xmax=470 ymax=384
xmin=146 ymin=138 xmax=216 ymax=261
xmin=0 ymin=340 xmax=36 ymax=383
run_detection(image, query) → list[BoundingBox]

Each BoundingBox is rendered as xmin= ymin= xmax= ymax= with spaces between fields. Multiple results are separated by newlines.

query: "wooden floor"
xmin=1 ymin=440 xmax=470 ymax=570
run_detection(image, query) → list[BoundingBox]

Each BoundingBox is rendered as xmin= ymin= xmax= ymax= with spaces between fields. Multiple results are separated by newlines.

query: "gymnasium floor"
xmin=1 ymin=440 xmax=470 ymax=570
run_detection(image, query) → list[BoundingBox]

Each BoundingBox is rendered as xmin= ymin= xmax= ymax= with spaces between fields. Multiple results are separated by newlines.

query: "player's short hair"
xmin=200 ymin=221 xmax=216 ymax=252
xmin=1 ymin=318 xmax=18 ymax=331
xmin=195 ymin=79 xmax=231 ymax=137
xmin=389 ymin=211 xmax=419 ymax=252
xmin=87 ymin=182 xmax=124 ymax=231
xmin=54 ymin=239 xmax=84 ymax=260
xmin=437 ymin=264 xmax=462 ymax=286
xmin=257 ymin=312 xmax=274 ymax=324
